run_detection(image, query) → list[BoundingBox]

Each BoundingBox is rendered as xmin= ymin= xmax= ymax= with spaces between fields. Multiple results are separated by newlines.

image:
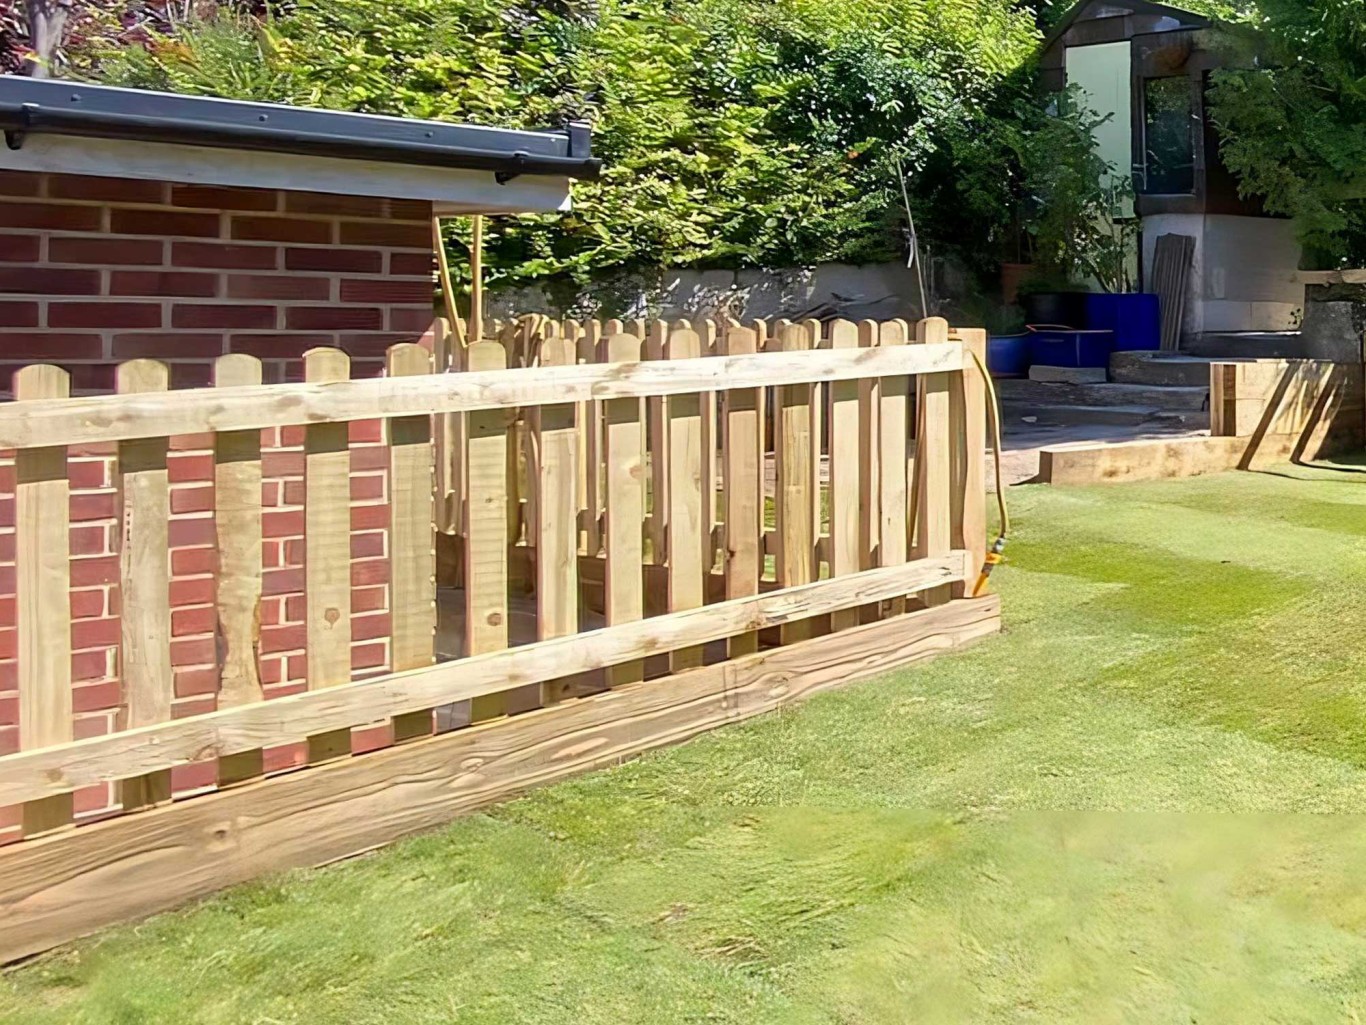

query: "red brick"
xmin=231 ymin=216 xmax=331 ymax=245
xmin=0 ymin=660 xmax=15 ymax=691
xmin=168 ymin=433 xmax=214 ymax=452
xmin=170 ymin=636 xmax=216 ymax=665
xmin=0 ymin=532 xmax=11 ymax=562
xmin=72 ymin=649 xmax=109 ymax=682
xmin=171 ymin=605 xmax=216 ymax=636
xmin=173 ymin=304 xmax=276 ymax=329
xmin=111 ymin=332 xmax=225 ymax=360
xmin=263 ymin=508 xmax=305 ymax=538
xmin=71 ymin=555 xmax=118 ymax=587
xmin=168 ymin=453 xmax=214 ymax=482
xmin=348 ymin=445 xmax=388 ymax=472
xmin=110 ymin=271 xmax=220 ymax=298
xmin=170 ymin=485 xmax=214 ymax=514
xmin=68 ymin=459 xmax=110 ymax=490
xmin=350 ymin=474 xmax=385 ymax=501
xmin=351 ymin=722 xmax=392 ymax=755
xmin=71 ymin=589 xmax=107 ymax=619
xmin=169 ymin=518 xmax=215 ymax=547
xmin=350 ymin=641 xmax=387 ymax=671
xmin=227 ymin=275 xmax=331 ymax=301
xmin=284 ymin=247 xmax=382 ymax=274
xmin=73 ymin=680 xmax=120 ymax=713
xmin=0 ymin=267 xmax=101 ymax=295
xmin=351 ymin=504 xmax=387 ymax=531
xmin=170 ymin=759 xmax=218 ymax=794
xmin=172 ymin=546 xmax=217 ymax=575
xmin=388 ymin=307 xmax=437 ymax=333
xmin=339 ymin=221 xmax=429 ymax=249
xmin=0 ymin=202 xmax=102 ymax=232
xmin=0 ymin=302 xmax=37 ymax=328
xmin=352 ymin=610 xmax=391 ymax=641
xmin=260 ymin=622 xmax=305 ymax=654
xmin=49 ymin=302 xmax=162 ymax=329
xmin=352 ymin=560 xmax=389 ymax=586
xmin=0 ymin=596 xmax=12 ymax=630
xmin=283 ymin=192 xmax=429 ymax=220
xmin=49 ymin=236 xmax=165 ymax=266
xmin=281 ymin=481 xmax=305 ymax=507
xmin=389 ymin=251 xmax=436 ymax=276
xmin=352 ymin=585 xmax=387 ymax=614
xmin=339 ymin=333 xmax=413 ymax=358
xmin=172 ymin=241 xmax=277 ymax=270
xmin=169 ymin=362 xmax=215 ymax=389
xmin=341 ymin=278 xmax=434 ymax=305
xmin=70 ymin=523 xmax=110 ymax=556
xmin=287 ymin=307 xmax=382 ymax=331
xmin=49 ymin=174 xmax=166 ymax=204
xmin=0 ymin=691 xmax=15 ymax=725
xmin=263 ymin=739 xmax=306 ymax=771
xmin=70 ymin=492 xmax=116 ymax=521
xmin=351 ymin=532 xmax=386 ymax=561
xmin=263 ymin=567 xmax=304 ymax=596
xmin=170 ymin=184 xmax=279 ymax=212
xmin=261 ymin=450 xmax=304 ymax=478
xmin=111 ymin=208 xmax=220 ymax=238
xmin=170 ymin=576 xmax=215 ymax=607
xmin=232 ymin=333 xmax=335 ymax=361
xmin=72 ymin=617 xmax=120 ymax=650
xmin=175 ymin=666 xmax=221 ymax=697
xmin=0 ymin=171 xmax=42 ymax=197
xmin=0 ymin=725 xmax=17 ymax=757
xmin=0 ymin=234 xmax=41 ymax=263
xmin=0 ymin=629 xmax=12 ymax=660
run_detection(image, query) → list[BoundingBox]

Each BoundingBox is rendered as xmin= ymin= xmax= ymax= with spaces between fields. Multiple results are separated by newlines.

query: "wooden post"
xmin=116 ymin=359 xmax=174 ymax=811
xmin=857 ymin=320 xmax=882 ymax=577
xmin=466 ymin=340 xmax=510 ymax=722
xmin=15 ymin=365 xmax=73 ymax=836
xmin=877 ymin=321 xmax=911 ymax=616
xmin=387 ymin=344 xmax=438 ymax=743
xmin=666 ymin=328 xmax=705 ymax=670
xmin=950 ymin=327 xmax=988 ymax=598
xmin=581 ymin=319 xmax=604 ymax=557
xmin=775 ymin=321 xmax=816 ymax=643
xmin=644 ymin=319 xmax=669 ymax=565
xmin=723 ymin=325 xmax=763 ymax=657
xmin=603 ymin=332 xmax=645 ymax=687
xmin=303 ymin=347 xmax=353 ymax=763
xmin=534 ymin=333 xmax=580 ymax=705
xmin=697 ymin=317 xmax=719 ymax=573
xmin=213 ymin=353 xmax=266 ymax=787
xmin=469 ymin=215 xmax=484 ymax=344
xmin=828 ymin=321 xmax=862 ymax=632
xmin=915 ymin=319 xmax=953 ymax=609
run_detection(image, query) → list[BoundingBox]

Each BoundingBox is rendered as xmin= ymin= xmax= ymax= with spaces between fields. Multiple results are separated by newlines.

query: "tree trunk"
xmin=24 ymin=0 xmax=71 ymax=78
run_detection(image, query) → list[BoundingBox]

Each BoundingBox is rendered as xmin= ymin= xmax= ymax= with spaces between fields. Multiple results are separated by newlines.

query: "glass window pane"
xmin=1143 ymin=77 xmax=1195 ymax=195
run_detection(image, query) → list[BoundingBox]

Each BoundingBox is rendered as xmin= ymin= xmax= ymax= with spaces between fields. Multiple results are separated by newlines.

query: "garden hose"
xmin=969 ymin=348 xmax=1009 ymax=598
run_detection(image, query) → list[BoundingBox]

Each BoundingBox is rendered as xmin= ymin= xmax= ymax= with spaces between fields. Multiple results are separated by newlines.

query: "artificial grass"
xmin=9 ymin=464 xmax=1366 ymax=1022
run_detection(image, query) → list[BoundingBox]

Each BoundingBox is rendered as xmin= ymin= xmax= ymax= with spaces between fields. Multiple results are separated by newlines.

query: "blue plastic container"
xmin=1028 ymin=326 xmax=1115 ymax=369
xmin=1084 ymin=292 xmax=1160 ymax=351
xmin=986 ymin=334 xmax=1032 ymax=377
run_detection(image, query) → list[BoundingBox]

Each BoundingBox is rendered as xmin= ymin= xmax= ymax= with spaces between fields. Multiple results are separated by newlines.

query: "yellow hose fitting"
xmin=972 ymin=535 xmax=1007 ymax=598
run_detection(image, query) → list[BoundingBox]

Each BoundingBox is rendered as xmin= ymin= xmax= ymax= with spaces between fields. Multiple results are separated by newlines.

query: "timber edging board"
xmin=0 ymin=595 xmax=1000 ymax=963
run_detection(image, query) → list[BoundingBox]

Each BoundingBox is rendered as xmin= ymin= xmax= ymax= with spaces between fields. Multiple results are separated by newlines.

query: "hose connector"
xmin=972 ymin=535 xmax=1007 ymax=598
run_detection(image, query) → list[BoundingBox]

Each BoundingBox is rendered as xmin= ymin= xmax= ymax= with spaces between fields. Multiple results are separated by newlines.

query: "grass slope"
xmin=10 ymin=464 xmax=1366 ymax=1022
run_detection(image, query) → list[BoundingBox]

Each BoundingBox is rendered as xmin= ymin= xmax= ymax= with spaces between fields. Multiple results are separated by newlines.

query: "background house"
xmin=1040 ymin=0 xmax=1306 ymax=347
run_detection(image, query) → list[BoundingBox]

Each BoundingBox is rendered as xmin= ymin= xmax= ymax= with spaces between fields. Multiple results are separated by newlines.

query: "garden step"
xmin=994 ymin=379 xmax=1210 ymax=411
xmin=1108 ymin=352 xmax=1221 ymax=388
xmin=1000 ymin=402 xmax=1210 ymax=429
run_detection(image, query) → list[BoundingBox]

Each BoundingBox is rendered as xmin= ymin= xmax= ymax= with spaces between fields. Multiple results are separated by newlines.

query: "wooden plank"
xmin=696 ymin=318 xmax=719 ymax=570
xmin=534 ymin=333 xmax=579 ymax=706
xmin=212 ymin=354 xmax=266 ymax=787
xmin=0 ymin=345 xmax=971 ymax=451
xmin=14 ymin=365 xmax=73 ymax=836
xmin=466 ymin=340 xmax=510 ymax=723
xmin=914 ymin=321 xmax=954 ymax=610
xmin=804 ymin=319 xmax=825 ymax=548
xmin=0 ymin=553 xmax=971 ymax=809
xmin=116 ymin=359 xmax=174 ymax=811
xmin=878 ymin=321 xmax=911 ymax=615
xmin=387 ymin=344 xmax=438 ymax=743
xmin=827 ymin=321 xmax=862 ymax=632
xmin=431 ymin=318 xmax=464 ymax=537
xmin=951 ymin=328 xmax=988 ymax=598
xmin=0 ymin=595 xmax=1000 ymax=966
xmin=303 ymin=348 xmax=354 ymax=763
xmin=644 ymin=320 xmax=669 ymax=564
xmin=582 ymin=320 xmax=604 ymax=557
xmin=722 ymin=325 xmax=762 ymax=657
xmin=666 ymin=328 xmax=705 ymax=671
xmin=775 ymin=322 xmax=816 ymax=643
xmin=857 ymin=320 xmax=882 ymax=574
xmin=603 ymin=332 xmax=644 ymax=688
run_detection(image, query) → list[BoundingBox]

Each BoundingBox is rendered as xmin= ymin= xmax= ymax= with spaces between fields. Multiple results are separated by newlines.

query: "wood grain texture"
xmin=303 ymin=348 xmax=353 ymax=763
xmin=604 ymin=332 xmax=644 ymax=688
xmin=914 ymin=318 xmax=954 ymax=609
xmin=0 ymin=554 xmax=970 ymax=809
xmin=950 ymin=328 xmax=988 ymax=598
xmin=644 ymin=320 xmax=669 ymax=564
xmin=534 ymin=333 xmax=579 ymax=706
xmin=666 ymin=328 xmax=705 ymax=671
xmin=116 ymin=360 xmax=174 ymax=811
xmin=465 ymin=340 xmax=511 ymax=723
xmin=0 ymin=595 xmax=1000 ymax=964
xmin=722 ymin=326 xmax=762 ymax=657
xmin=775 ymin=322 xmax=816 ymax=644
xmin=0 ymin=345 xmax=970 ymax=451
xmin=877 ymin=321 xmax=911 ymax=615
xmin=828 ymin=320 xmax=862 ymax=632
xmin=580 ymin=320 xmax=604 ymax=557
xmin=857 ymin=320 xmax=882 ymax=574
xmin=387 ymin=344 xmax=438 ymax=743
xmin=212 ymin=354 xmax=266 ymax=785
xmin=15 ymin=365 xmax=73 ymax=835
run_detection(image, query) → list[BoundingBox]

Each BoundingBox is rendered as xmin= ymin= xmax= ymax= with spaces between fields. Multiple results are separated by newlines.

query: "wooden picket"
xmin=0 ymin=318 xmax=996 ymax=963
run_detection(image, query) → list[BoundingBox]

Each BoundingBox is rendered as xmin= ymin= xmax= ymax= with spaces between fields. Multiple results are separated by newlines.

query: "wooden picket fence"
xmin=0 ymin=315 xmax=1000 ymax=961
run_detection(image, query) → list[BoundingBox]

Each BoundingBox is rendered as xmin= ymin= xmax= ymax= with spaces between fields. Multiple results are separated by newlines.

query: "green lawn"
xmin=11 ymin=463 xmax=1366 ymax=1023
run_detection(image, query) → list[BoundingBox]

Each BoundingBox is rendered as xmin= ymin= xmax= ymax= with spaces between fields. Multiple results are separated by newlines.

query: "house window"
xmin=1142 ymin=76 xmax=1195 ymax=195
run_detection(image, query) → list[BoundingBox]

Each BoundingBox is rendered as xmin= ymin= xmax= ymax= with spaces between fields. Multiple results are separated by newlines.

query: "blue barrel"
xmin=1028 ymin=327 xmax=1115 ymax=368
xmin=1085 ymin=293 xmax=1161 ymax=351
xmin=987 ymin=334 xmax=1032 ymax=377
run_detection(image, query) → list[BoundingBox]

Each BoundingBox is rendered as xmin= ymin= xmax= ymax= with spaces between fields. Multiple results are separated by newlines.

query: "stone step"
xmin=1109 ymin=351 xmax=1219 ymax=388
xmin=1185 ymin=332 xmax=1308 ymax=359
xmin=994 ymin=378 xmax=1210 ymax=411
xmin=1001 ymin=402 xmax=1210 ymax=429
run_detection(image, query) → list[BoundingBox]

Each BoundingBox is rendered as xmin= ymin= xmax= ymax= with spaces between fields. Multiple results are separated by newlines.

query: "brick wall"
xmin=0 ymin=171 xmax=438 ymax=833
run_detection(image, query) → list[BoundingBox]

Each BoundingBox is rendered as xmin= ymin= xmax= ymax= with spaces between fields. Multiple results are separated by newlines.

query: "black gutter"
xmin=0 ymin=78 xmax=601 ymax=181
